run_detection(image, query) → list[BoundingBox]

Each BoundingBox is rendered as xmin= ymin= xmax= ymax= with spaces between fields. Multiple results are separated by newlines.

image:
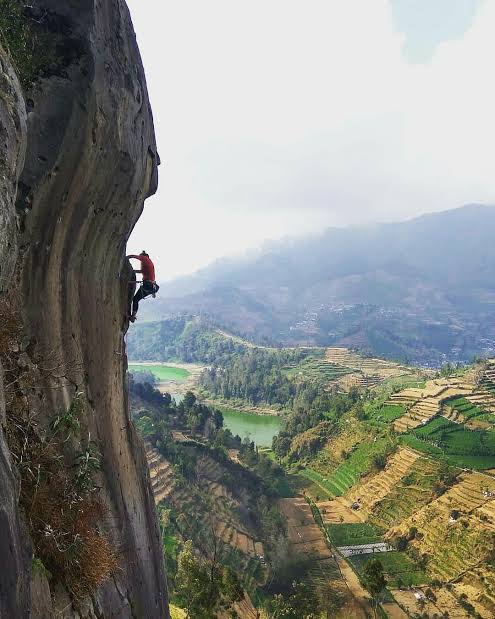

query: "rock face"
xmin=0 ymin=44 xmax=29 ymax=619
xmin=0 ymin=1 xmax=169 ymax=617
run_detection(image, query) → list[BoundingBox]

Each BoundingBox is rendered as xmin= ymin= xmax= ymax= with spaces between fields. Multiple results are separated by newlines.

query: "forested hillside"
xmin=139 ymin=205 xmax=495 ymax=365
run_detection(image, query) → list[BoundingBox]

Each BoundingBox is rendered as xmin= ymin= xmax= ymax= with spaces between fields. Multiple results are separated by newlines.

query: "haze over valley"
xmin=139 ymin=204 xmax=495 ymax=366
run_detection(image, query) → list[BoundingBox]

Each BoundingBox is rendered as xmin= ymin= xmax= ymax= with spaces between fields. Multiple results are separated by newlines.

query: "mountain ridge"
xmin=141 ymin=204 xmax=495 ymax=365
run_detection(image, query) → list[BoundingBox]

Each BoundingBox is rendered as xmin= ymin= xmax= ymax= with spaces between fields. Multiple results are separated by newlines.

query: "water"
xmin=220 ymin=408 xmax=281 ymax=447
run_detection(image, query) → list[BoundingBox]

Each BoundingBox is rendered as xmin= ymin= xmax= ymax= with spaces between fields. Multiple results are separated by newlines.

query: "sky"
xmin=126 ymin=0 xmax=492 ymax=282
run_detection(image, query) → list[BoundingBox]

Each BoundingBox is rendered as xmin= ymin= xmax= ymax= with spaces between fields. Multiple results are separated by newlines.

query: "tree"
xmin=362 ymin=558 xmax=387 ymax=618
xmin=269 ymin=581 xmax=321 ymax=618
xmin=183 ymin=391 xmax=197 ymax=409
xmin=176 ymin=541 xmax=217 ymax=618
xmin=175 ymin=540 xmax=244 ymax=619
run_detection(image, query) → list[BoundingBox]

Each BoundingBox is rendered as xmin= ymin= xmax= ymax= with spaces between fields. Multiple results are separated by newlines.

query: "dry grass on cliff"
xmin=0 ymin=292 xmax=22 ymax=357
xmin=8 ymin=409 xmax=120 ymax=598
xmin=1 ymin=301 xmax=120 ymax=599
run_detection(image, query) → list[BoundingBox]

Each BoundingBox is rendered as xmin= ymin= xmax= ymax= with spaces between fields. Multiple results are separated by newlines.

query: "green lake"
xmin=219 ymin=408 xmax=281 ymax=447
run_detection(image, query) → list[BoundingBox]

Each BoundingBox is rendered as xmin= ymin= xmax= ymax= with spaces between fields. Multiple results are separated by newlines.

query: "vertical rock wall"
xmin=0 ymin=1 xmax=169 ymax=617
xmin=0 ymin=44 xmax=29 ymax=619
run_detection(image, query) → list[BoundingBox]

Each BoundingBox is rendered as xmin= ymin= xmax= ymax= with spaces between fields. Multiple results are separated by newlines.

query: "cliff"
xmin=0 ymin=1 xmax=168 ymax=617
xmin=0 ymin=40 xmax=29 ymax=619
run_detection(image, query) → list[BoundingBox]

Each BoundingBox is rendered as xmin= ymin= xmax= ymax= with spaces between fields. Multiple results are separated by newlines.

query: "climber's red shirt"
xmin=128 ymin=255 xmax=156 ymax=282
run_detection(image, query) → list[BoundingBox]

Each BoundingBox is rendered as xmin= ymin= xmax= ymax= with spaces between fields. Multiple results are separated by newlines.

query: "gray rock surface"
xmin=0 ymin=1 xmax=169 ymax=617
xmin=0 ymin=45 xmax=30 ymax=619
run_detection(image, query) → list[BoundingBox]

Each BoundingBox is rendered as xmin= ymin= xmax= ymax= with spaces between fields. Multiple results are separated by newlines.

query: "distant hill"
xmin=141 ymin=205 xmax=495 ymax=365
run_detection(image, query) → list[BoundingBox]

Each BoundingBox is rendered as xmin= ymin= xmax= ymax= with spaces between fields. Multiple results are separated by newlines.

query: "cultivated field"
xmin=145 ymin=444 xmax=267 ymax=592
xmin=279 ymin=497 xmax=369 ymax=619
xmin=390 ymin=376 xmax=474 ymax=432
xmin=349 ymin=551 xmax=429 ymax=588
xmin=388 ymin=471 xmax=495 ymax=584
xmin=327 ymin=522 xmax=384 ymax=546
xmin=325 ymin=348 xmax=411 ymax=379
xmin=331 ymin=448 xmax=421 ymax=520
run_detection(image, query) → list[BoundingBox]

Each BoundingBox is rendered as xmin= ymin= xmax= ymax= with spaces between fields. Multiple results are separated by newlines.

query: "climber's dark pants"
xmin=132 ymin=281 xmax=159 ymax=315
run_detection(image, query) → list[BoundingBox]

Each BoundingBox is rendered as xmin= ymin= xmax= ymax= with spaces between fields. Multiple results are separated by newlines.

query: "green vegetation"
xmin=267 ymin=580 xmax=328 ymax=618
xmin=361 ymin=558 xmax=387 ymax=618
xmin=6 ymin=392 xmax=117 ymax=598
xmin=351 ymin=552 xmax=430 ymax=589
xmin=327 ymin=523 xmax=385 ymax=546
xmin=0 ymin=0 xmax=75 ymax=88
xmin=400 ymin=416 xmax=495 ymax=469
xmin=128 ymin=316 xmax=247 ymax=363
xmin=283 ymin=357 xmax=351 ymax=383
xmin=309 ymin=437 xmax=395 ymax=497
xmin=273 ymin=390 xmax=362 ymax=459
xmin=129 ymin=363 xmax=190 ymax=382
xmin=446 ymin=398 xmax=495 ymax=424
xmin=169 ymin=606 xmax=186 ymax=619
xmin=201 ymin=347 xmax=317 ymax=407
xmin=131 ymin=380 xmax=291 ymax=609
xmin=297 ymin=469 xmax=336 ymax=500
xmin=129 ymin=317 xmax=495 ymax=614
xmin=175 ymin=540 xmax=243 ymax=618
xmin=366 ymin=403 xmax=405 ymax=423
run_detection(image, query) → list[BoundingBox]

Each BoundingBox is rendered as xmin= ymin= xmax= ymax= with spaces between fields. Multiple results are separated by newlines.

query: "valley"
xmin=129 ymin=322 xmax=495 ymax=617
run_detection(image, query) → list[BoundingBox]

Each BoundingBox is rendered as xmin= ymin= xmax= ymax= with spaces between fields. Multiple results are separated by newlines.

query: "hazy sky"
xmin=127 ymin=0 xmax=492 ymax=282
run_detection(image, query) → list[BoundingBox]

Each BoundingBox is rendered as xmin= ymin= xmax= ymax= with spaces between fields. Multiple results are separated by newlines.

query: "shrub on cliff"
xmin=0 ymin=0 xmax=79 ymax=88
xmin=0 ymin=0 xmax=40 ymax=86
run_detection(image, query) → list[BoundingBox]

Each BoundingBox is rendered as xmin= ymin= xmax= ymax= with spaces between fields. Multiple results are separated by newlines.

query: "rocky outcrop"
xmin=0 ymin=1 xmax=168 ymax=617
xmin=0 ymin=44 xmax=29 ymax=619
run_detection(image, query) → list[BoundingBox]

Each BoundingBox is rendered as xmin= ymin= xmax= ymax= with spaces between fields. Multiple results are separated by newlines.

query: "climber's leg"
xmin=131 ymin=286 xmax=145 ymax=319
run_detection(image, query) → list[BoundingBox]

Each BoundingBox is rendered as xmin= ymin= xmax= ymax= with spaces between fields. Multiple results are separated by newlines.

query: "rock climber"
xmin=127 ymin=251 xmax=159 ymax=322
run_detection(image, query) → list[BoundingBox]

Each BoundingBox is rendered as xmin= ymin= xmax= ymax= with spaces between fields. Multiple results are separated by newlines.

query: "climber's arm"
xmin=126 ymin=254 xmax=143 ymax=273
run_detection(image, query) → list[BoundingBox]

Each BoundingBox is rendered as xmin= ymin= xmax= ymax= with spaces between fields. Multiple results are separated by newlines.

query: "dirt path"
xmin=382 ymin=602 xmax=409 ymax=619
xmin=279 ymin=497 xmax=368 ymax=618
xmin=334 ymin=554 xmax=372 ymax=616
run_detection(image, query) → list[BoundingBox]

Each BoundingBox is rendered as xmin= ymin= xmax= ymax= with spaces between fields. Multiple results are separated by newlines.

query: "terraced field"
xmin=368 ymin=457 xmax=444 ymax=529
xmin=333 ymin=438 xmax=394 ymax=496
xmin=329 ymin=448 xmax=421 ymax=520
xmin=318 ymin=347 xmax=429 ymax=393
xmin=349 ymin=551 xmax=429 ymax=588
xmin=325 ymin=348 xmax=410 ymax=378
xmin=392 ymin=587 xmax=472 ymax=619
xmin=388 ymin=472 xmax=495 ymax=583
xmin=299 ymin=361 xmax=495 ymax=618
xmin=308 ymin=436 xmax=394 ymax=498
xmin=315 ymin=444 xmax=495 ymax=617
xmin=443 ymin=395 xmax=495 ymax=432
xmin=402 ymin=416 xmax=495 ymax=469
xmin=454 ymin=563 xmax=495 ymax=618
xmin=145 ymin=444 xmax=267 ymax=593
xmin=327 ymin=522 xmax=384 ymax=546
xmin=284 ymin=357 xmax=353 ymax=384
xmin=390 ymin=377 xmax=474 ymax=432
xmin=367 ymin=403 xmax=405 ymax=423
xmin=312 ymin=423 xmax=368 ymax=472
